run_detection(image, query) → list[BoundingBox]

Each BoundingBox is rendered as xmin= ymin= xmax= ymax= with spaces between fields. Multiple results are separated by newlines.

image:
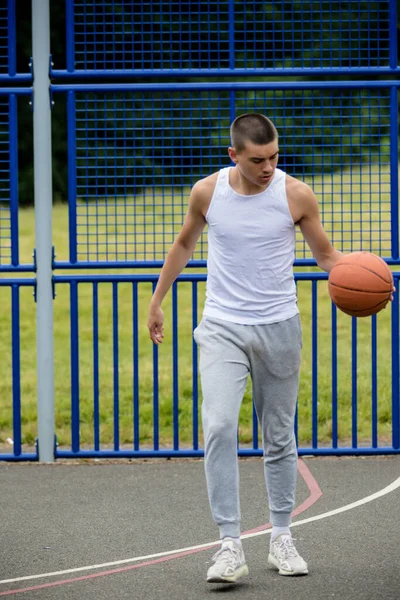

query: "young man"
xmin=147 ymin=113 xmax=343 ymax=583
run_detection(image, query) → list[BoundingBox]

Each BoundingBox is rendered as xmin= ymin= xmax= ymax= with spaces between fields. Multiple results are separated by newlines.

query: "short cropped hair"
xmin=230 ymin=113 xmax=278 ymax=152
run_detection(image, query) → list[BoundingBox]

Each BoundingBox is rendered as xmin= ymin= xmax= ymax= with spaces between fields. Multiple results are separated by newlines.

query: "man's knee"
xmin=264 ymin=432 xmax=297 ymax=462
xmin=204 ymin=418 xmax=238 ymax=446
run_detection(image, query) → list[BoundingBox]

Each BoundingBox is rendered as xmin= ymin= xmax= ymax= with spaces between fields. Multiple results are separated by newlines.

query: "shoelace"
xmin=275 ymin=537 xmax=298 ymax=559
xmin=212 ymin=544 xmax=241 ymax=566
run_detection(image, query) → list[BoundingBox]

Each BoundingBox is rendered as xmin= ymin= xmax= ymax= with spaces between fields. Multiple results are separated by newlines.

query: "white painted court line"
xmin=243 ymin=474 xmax=400 ymax=538
xmin=1 ymin=474 xmax=400 ymax=587
xmin=0 ymin=541 xmax=220 ymax=586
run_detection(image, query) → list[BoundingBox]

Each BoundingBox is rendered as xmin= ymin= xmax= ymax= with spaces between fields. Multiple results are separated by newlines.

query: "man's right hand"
xmin=148 ymin=303 xmax=165 ymax=345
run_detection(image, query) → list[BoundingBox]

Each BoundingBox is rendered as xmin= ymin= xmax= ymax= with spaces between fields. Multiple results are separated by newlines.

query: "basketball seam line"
xmin=328 ymin=283 xmax=391 ymax=294
xmin=332 ymin=263 xmax=392 ymax=285
xmin=341 ymin=299 xmax=389 ymax=314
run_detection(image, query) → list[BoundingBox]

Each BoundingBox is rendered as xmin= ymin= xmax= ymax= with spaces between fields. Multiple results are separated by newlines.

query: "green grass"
xmin=0 ymin=164 xmax=395 ymax=449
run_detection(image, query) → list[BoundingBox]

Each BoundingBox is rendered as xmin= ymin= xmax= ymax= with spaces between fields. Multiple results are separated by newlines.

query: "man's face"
xmin=228 ymin=140 xmax=279 ymax=189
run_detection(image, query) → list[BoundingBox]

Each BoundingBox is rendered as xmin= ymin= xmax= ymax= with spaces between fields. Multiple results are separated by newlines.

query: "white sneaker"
xmin=268 ymin=534 xmax=308 ymax=576
xmin=207 ymin=538 xmax=249 ymax=583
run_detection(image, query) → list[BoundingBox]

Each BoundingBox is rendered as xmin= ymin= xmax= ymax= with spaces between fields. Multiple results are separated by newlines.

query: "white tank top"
xmin=203 ymin=167 xmax=298 ymax=325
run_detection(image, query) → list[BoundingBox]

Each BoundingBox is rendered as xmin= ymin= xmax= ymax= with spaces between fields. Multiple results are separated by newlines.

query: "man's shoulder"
xmin=285 ymin=175 xmax=315 ymax=202
xmin=191 ymin=172 xmax=222 ymax=214
xmin=285 ymin=174 xmax=319 ymax=223
xmin=191 ymin=171 xmax=220 ymax=201
xmin=286 ymin=174 xmax=311 ymax=193
xmin=187 ymin=171 xmax=220 ymax=217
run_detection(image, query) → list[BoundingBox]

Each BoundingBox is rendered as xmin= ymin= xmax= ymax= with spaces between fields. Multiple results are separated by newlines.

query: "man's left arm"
xmin=297 ymin=186 xmax=343 ymax=272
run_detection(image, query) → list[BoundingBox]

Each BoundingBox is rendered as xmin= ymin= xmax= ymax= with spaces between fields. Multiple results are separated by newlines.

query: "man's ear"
xmin=228 ymin=146 xmax=238 ymax=164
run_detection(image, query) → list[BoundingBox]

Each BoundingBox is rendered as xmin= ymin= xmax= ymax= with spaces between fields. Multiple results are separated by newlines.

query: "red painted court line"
xmin=0 ymin=549 xmax=215 ymax=597
xmin=241 ymin=457 xmax=324 ymax=535
xmin=0 ymin=459 xmax=322 ymax=597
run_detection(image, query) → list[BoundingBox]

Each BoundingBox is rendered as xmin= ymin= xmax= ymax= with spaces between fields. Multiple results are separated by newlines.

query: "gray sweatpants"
xmin=193 ymin=314 xmax=302 ymax=539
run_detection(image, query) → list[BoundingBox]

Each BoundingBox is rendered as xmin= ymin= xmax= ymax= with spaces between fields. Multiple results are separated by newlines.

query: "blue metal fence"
xmin=52 ymin=82 xmax=396 ymax=269
xmin=46 ymin=273 xmax=399 ymax=459
xmin=0 ymin=0 xmax=400 ymax=460
xmin=0 ymin=0 xmax=15 ymax=77
xmin=0 ymin=0 xmax=31 ymax=82
xmin=0 ymin=91 xmax=33 ymax=271
xmin=0 ymin=280 xmax=37 ymax=462
xmin=54 ymin=0 xmax=397 ymax=77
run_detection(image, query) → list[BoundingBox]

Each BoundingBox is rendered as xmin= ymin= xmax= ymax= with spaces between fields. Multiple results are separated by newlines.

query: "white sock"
xmin=223 ymin=536 xmax=242 ymax=547
xmin=271 ymin=526 xmax=291 ymax=541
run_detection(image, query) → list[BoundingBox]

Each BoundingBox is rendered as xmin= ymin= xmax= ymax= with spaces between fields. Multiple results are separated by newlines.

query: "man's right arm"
xmin=147 ymin=182 xmax=209 ymax=344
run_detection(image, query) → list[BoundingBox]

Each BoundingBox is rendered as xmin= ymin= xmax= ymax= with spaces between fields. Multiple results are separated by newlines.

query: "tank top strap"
xmin=270 ymin=167 xmax=285 ymax=189
xmin=216 ymin=167 xmax=230 ymax=189
xmin=207 ymin=167 xmax=230 ymax=221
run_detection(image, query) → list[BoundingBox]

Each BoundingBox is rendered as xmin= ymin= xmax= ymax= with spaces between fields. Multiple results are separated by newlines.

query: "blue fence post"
xmin=391 ymin=280 xmax=400 ymax=449
xmin=92 ymin=282 xmax=100 ymax=451
xmin=351 ymin=318 xmax=358 ymax=449
xmin=112 ymin=282 xmax=120 ymax=451
xmin=192 ymin=281 xmax=199 ymax=451
xmin=311 ymin=281 xmax=318 ymax=449
xmin=331 ymin=304 xmax=338 ymax=448
xmin=70 ymin=281 xmax=80 ymax=453
xmin=11 ymin=284 xmax=21 ymax=456
xmin=152 ymin=281 xmax=159 ymax=451
xmin=133 ymin=282 xmax=139 ymax=450
xmin=172 ymin=282 xmax=179 ymax=451
xmin=371 ymin=315 xmax=378 ymax=448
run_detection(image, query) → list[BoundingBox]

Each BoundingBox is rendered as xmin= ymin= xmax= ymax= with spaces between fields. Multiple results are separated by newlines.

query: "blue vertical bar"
xmin=112 ymin=282 xmax=119 ymax=451
xmin=351 ymin=318 xmax=358 ymax=449
xmin=66 ymin=0 xmax=75 ymax=73
xmin=331 ymin=304 xmax=338 ymax=448
xmin=152 ymin=281 xmax=159 ymax=451
xmin=67 ymin=91 xmax=77 ymax=263
xmin=389 ymin=0 xmax=398 ymax=70
xmin=9 ymin=94 xmax=19 ymax=266
xmin=7 ymin=0 xmax=16 ymax=77
xmin=391 ymin=280 xmax=399 ymax=449
xmin=230 ymin=90 xmax=236 ymax=126
xmin=228 ymin=0 xmax=235 ymax=70
xmin=312 ymin=281 xmax=318 ymax=449
xmin=172 ymin=282 xmax=179 ymax=450
xmin=92 ymin=283 xmax=100 ymax=451
xmin=192 ymin=282 xmax=199 ymax=450
xmin=70 ymin=281 xmax=80 ymax=453
xmin=133 ymin=283 xmax=139 ymax=450
xmin=11 ymin=285 xmax=21 ymax=456
xmin=371 ymin=314 xmax=378 ymax=448
xmin=390 ymin=86 xmax=399 ymax=259
xmin=229 ymin=90 xmax=236 ymax=167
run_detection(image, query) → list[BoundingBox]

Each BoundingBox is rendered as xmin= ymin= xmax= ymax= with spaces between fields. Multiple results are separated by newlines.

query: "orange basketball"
xmin=328 ymin=252 xmax=393 ymax=317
